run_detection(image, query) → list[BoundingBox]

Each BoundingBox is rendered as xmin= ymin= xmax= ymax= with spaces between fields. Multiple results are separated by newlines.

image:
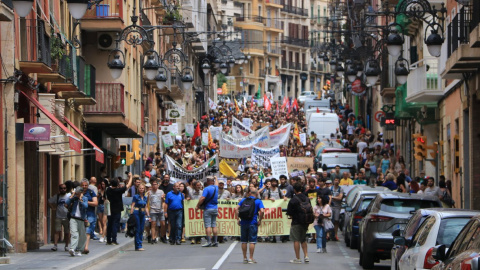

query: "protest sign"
xmin=210 ymin=126 xmax=222 ymax=140
xmin=300 ymin=133 xmax=307 ymax=146
xmin=184 ymin=199 xmax=315 ymax=237
xmin=251 ymin=146 xmax=280 ymax=168
xmin=177 ymin=104 xmax=186 ymax=116
xmin=185 ymin=124 xmax=195 ymax=137
xmin=165 ymin=155 xmax=218 ymax=183
xmin=269 ymin=123 xmax=292 ymax=147
xmin=242 ymin=118 xmax=252 ymax=128
xmin=219 ymin=126 xmax=270 ymax=158
xmin=287 ymin=157 xmax=314 ymax=173
xmin=162 ymin=134 xmax=174 ymax=148
xmin=201 ymin=133 xmax=208 ymax=146
xmin=231 ymin=117 xmax=253 ymax=138
xmin=209 ymin=98 xmax=217 ymax=110
xmin=270 ymin=157 xmax=288 ymax=178
xmin=169 ymin=123 xmax=179 ymax=136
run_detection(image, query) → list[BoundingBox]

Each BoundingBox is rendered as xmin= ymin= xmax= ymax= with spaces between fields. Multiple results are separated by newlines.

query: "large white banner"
xmin=219 ymin=126 xmax=270 ymax=158
xmin=165 ymin=155 xmax=219 ymax=183
xmin=231 ymin=117 xmax=253 ymax=138
xmin=251 ymin=146 xmax=280 ymax=168
xmin=269 ymin=123 xmax=292 ymax=147
xmin=270 ymin=157 xmax=288 ymax=179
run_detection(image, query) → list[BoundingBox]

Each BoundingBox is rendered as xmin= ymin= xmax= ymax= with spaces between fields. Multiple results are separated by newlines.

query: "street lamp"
xmin=228 ymin=55 xmax=236 ymax=68
xmin=12 ymin=0 xmax=33 ymax=17
xmin=220 ymin=62 xmax=228 ymax=74
xmin=365 ymin=60 xmax=381 ymax=86
xmin=336 ymin=63 xmax=344 ymax=77
xmin=425 ymin=30 xmax=443 ymax=57
xmin=107 ymin=49 xmax=125 ymax=80
xmin=202 ymin=61 xmax=211 ymax=75
xmin=181 ymin=68 xmax=194 ymax=91
xmin=356 ymin=61 xmax=363 ymax=77
xmin=386 ymin=31 xmax=404 ymax=57
xmin=67 ymin=0 xmax=89 ymax=20
xmin=395 ymin=57 xmax=410 ymax=85
xmin=346 ymin=64 xmax=357 ymax=83
xmin=143 ymin=52 xmax=161 ymax=80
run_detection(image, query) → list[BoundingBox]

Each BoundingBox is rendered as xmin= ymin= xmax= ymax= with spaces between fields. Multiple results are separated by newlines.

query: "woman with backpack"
xmin=313 ymin=195 xmax=332 ymax=253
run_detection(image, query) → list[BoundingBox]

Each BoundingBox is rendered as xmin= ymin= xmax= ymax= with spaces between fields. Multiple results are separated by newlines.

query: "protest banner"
xmin=185 ymin=124 xmax=194 ymax=137
xmin=242 ymin=118 xmax=252 ymax=128
xmin=210 ymin=126 xmax=222 ymax=140
xmin=251 ymin=122 xmax=270 ymax=131
xmin=287 ymin=157 xmax=314 ymax=173
xmin=270 ymin=157 xmax=288 ymax=178
xmin=219 ymin=126 xmax=270 ymax=158
xmin=201 ymin=133 xmax=208 ymax=146
xmin=231 ymin=117 xmax=253 ymax=138
xmin=251 ymin=146 xmax=280 ymax=168
xmin=300 ymin=133 xmax=307 ymax=146
xmin=184 ymin=199 xmax=315 ymax=237
xmin=162 ymin=134 xmax=174 ymax=148
xmin=269 ymin=123 xmax=292 ymax=147
xmin=165 ymin=155 xmax=218 ymax=183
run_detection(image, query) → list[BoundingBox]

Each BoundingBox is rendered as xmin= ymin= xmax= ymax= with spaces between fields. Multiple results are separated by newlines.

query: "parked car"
xmin=345 ymin=195 xmax=376 ymax=249
xmin=395 ymin=209 xmax=478 ymax=270
xmin=298 ymin=91 xmax=316 ymax=103
xmin=432 ymin=214 xmax=480 ymax=270
xmin=358 ymin=193 xmax=442 ymax=269
xmin=390 ymin=208 xmax=439 ymax=270
xmin=343 ymin=185 xmax=391 ymax=247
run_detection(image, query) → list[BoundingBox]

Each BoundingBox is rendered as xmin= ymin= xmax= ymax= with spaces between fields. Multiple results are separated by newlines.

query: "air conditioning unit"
xmin=97 ymin=32 xmax=117 ymax=50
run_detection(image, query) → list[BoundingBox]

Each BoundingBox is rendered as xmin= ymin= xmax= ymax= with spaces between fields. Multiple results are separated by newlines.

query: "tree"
xmin=217 ymin=73 xmax=227 ymax=89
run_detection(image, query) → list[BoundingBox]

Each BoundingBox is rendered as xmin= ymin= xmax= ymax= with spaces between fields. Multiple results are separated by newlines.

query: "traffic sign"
xmin=374 ymin=111 xmax=386 ymax=122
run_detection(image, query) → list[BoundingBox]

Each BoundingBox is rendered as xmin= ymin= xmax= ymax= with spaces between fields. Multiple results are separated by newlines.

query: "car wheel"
xmin=362 ymin=251 xmax=375 ymax=269
xmin=345 ymin=232 xmax=350 ymax=246
xmin=359 ymin=250 xmax=363 ymax=266
xmin=350 ymin=233 xmax=357 ymax=249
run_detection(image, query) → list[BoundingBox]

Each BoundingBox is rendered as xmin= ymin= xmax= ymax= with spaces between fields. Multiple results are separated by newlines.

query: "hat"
xmin=75 ymin=186 xmax=83 ymax=193
xmin=317 ymin=168 xmax=323 ymax=173
xmin=379 ymin=132 xmax=383 ymax=136
xmin=172 ymin=148 xmax=178 ymax=154
xmin=326 ymin=180 xmax=332 ymax=184
xmin=145 ymin=183 xmax=152 ymax=187
xmin=184 ymin=153 xmax=192 ymax=159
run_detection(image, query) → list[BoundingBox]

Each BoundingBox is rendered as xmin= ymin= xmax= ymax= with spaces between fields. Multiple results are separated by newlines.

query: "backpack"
xmin=238 ymin=198 xmax=257 ymax=220
xmin=442 ymin=190 xmax=455 ymax=207
xmin=125 ymin=214 xmax=137 ymax=238
xmin=296 ymin=195 xmax=315 ymax=225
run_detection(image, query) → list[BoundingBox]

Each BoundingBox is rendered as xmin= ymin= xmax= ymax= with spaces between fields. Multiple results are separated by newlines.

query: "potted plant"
xmin=50 ymin=32 xmax=66 ymax=72
xmin=163 ymin=7 xmax=182 ymax=24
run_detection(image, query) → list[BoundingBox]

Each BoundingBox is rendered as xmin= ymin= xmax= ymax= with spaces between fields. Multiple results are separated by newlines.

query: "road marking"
xmin=212 ymin=241 xmax=238 ymax=270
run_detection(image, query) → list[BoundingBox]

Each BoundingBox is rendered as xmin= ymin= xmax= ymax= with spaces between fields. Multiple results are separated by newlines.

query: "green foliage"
xmin=217 ymin=73 xmax=227 ymax=88
xmin=163 ymin=7 xmax=182 ymax=24
xmin=50 ymin=32 xmax=66 ymax=63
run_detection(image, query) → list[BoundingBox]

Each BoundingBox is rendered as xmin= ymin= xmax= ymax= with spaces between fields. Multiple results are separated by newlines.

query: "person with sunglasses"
xmin=48 ymin=184 xmax=71 ymax=252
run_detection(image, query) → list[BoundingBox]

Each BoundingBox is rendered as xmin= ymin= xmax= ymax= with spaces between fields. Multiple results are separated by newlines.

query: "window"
xmin=412 ymin=216 xmax=436 ymax=247
xmin=437 ymin=218 xmax=471 ymax=248
xmin=249 ymin=60 xmax=254 ymax=74
xmin=448 ymin=220 xmax=478 ymax=258
xmin=403 ymin=212 xmax=427 ymax=240
xmin=380 ymin=199 xmax=441 ymax=214
xmin=358 ymin=198 xmax=373 ymax=211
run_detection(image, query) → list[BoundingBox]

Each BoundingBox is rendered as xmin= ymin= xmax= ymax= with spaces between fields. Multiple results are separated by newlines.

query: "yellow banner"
xmin=184 ymin=199 xmax=315 ymax=237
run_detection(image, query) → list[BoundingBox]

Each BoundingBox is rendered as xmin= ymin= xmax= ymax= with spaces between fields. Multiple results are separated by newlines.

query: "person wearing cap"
xmin=66 ymin=186 xmax=89 ymax=257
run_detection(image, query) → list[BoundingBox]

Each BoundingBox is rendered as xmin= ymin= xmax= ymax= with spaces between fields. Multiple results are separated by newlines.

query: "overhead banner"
xmin=287 ymin=157 xmax=314 ymax=173
xmin=270 ymin=157 xmax=288 ymax=178
xmin=165 ymin=154 xmax=219 ymax=183
xmin=219 ymin=126 xmax=270 ymax=158
xmin=184 ymin=199 xmax=316 ymax=237
xmin=251 ymin=146 xmax=280 ymax=168
xmin=231 ymin=117 xmax=253 ymax=138
xmin=269 ymin=123 xmax=292 ymax=147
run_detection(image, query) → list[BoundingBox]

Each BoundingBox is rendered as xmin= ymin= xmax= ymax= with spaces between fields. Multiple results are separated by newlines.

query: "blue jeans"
xmin=134 ymin=210 xmax=146 ymax=249
xmin=314 ymin=225 xmax=326 ymax=249
xmin=168 ymin=209 xmax=183 ymax=241
xmin=106 ymin=213 xmax=121 ymax=243
xmin=86 ymin=211 xmax=96 ymax=237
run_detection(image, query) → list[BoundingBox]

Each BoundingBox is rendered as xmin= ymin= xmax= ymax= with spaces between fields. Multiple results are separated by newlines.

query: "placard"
xmin=300 ymin=133 xmax=307 ymax=146
xmin=287 ymin=157 xmax=314 ymax=173
xmin=270 ymin=157 xmax=288 ymax=178
xmin=162 ymin=134 xmax=174 ymax=148
xmin=201 ymin=133 xmax=208 ymax=146
xmin=210 ymin=126 xmax=223 ymax=140
xmin=251 ymin=146 xmax=280 ymax=168
xmin=242 ymin=118 xmax=252 ymax=128
xmin=169 ymin=123 xmax=179 ymax=136
xmin=185 ymin=124 xmax=195 ymax=137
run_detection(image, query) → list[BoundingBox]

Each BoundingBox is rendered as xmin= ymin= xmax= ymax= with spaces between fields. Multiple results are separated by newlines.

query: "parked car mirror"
xmin=432 ymin=245 xmax=447 ymax=261
xmin=346 ymin=206 xmax=353 ymax=212
xmin=392 ymin=229 xmax=401 ymax=237
xmin=393 ymin=236 xmax=405 ymax=246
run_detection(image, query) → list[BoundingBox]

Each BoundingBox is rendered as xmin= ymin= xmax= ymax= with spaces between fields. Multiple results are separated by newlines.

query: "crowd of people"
xmin=46 ymin=97 xmax=454 ymax=262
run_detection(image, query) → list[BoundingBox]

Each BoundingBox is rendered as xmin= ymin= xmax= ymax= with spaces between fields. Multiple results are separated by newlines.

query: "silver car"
xmin=358 ymin=193 xmax=442 ymax=269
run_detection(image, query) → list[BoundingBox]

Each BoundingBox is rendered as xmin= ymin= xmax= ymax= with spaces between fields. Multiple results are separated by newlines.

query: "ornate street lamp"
xmin=386 ymin=31 xmax=404 ymax=57
xmin=336 ymin=63 xmax=344 ymax=77
xmin=155 ymin=68 xmax=168 ymax=89
xmin=12 ymin=0 xmax=33 ymax=17
xmin=425 ymin=29 xmax=443 ymax=57
xmin=346 ymin=64 xmax=357 ymax=83
xmin=395 ymin=57 xmax=410 ymax=85
xmin=143 ymin=51 xmax=161 ymax=80
xmin=107 ymin=49 xmax=125 ymax=80
xmin=365 ymin=60 xmax=381 ymax=86
xmin=181 ymin=68 xmax=194 ymax=91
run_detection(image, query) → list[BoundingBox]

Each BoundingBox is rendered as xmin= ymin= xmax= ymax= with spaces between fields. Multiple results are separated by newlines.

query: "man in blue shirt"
xmin=164 ymin=182 xmax=184 ymax=245
xmin=236 ymin=188 xmax=264 ymax=264
xmin=81 ymin=179 xmax=97 ymax=254
xmin=195 ymin=176 xmax=219 ymax=247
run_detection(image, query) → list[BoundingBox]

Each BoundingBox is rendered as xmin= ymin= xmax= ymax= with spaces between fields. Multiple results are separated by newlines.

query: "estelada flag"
xmin=293 ymin=122 xmax=300 ymax=141
xmin=264 ymin=94 xmax=272 ymax=111
xmin=234 ymin=99 xmax=240 ymax=114
xmin=191 ymin=123 xmax=201 ymax=146
xmin=292 ymin=98 xmax=299 ymax=112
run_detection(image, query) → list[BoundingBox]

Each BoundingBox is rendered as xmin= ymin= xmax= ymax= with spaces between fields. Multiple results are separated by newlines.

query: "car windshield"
xmin=380 ymin=199 xmax=440 ymax=214
xmin=437 ymin=218 xmax=471 ymax=248
xmin=359 ymin=198 xmax=373 ymax=211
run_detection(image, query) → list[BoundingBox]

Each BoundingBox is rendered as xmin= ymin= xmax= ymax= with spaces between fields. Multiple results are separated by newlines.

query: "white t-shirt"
xmin=357 ymin=141 xmax=368 ymax=154
xmin=347 ymin=125 xmax=355 ymax=135
xmin=48 ymin=193 xmax=71 ymax=219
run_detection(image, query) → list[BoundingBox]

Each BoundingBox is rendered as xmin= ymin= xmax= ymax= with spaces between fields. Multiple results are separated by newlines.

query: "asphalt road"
xmin=87 ymin=233 xmax=391 ymax=270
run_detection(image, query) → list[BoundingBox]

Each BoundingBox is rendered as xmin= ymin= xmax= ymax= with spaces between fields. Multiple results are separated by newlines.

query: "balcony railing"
xmin=406 ymin=57 xmax=443 ymax=102
xmin=295 ymin=62 xmax=301 ymax=70
xmin=259 ymin=70 xmax=266 ymax=77
xmin=446 ymin=6 xmax=471 ymax=58
xmin=77 ymin=56 xmax=96 ymax=98
xmin=235 ymin=16 xmax=246 ymax=22
xmin=302 ymin=63 xmax=308 ymax=71
xmin=266 ymin=19 xmax=282 ymax=29
xmin=83 ymin=0 xmax=123 ymax=19
xmin=84 ymin=83 xmax=124 ymax=114
xmin=265 ymin=0 xmax=281 ymax=4
xmin=282 ymin=60 xmax=288 ymax=69
xmin=282 ymin=36 xmax=309 ymax=47
xmin=289 ymin=62 xmax=296 ymax=69
xmin=20 ymin=19 xmax=51 ymax=67
xmin=254 ymin=16 xmax=265 ymax=24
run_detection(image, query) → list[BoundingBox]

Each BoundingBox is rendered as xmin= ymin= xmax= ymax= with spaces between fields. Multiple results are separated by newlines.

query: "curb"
xmin=67 ymin=240 xmax=135 ymax=270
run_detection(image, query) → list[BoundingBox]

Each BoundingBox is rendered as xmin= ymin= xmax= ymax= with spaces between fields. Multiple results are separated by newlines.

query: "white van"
xmin=304 ymin=99 xmax=330 ymax=110
xmin=307 ymin=112 xmax=340 ymax=140
xmin=306 ymin=108 xmax=332 ymax=123
xmin=316 ymin=152 xmax=359 ymax=174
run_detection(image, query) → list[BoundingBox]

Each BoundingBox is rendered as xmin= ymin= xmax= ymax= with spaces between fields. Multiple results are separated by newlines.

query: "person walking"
xmin=236 ymin=188 xmax=264 ymax=264
xmin=105 ymin=173 xmax=133 ymax=245
xmin=96 ymin=181 xmax=107 ymax=243
xmin=47 ymin=184 xmax=71 ymax=252
xmin=313 ymin=195 xmax=331 ymax=253
xmin=286 ymin=182 xmax=311 ymax=264
xmin=65 ymin=186 xmax=89 ymax=257
xmin=329 ymin=177 xmax=344 ymax=241
xmin=147 ymin=180 xmax=165 ymax=244
xmin=81 ymin=179 xmax=97 ymax=254
xmin=130 ymin=184 xmax=150 ymax=251
xmin=164 ymin=182 xmax=184 ymax=245
xmin=195 ymin=176 xmax=219 ymax=247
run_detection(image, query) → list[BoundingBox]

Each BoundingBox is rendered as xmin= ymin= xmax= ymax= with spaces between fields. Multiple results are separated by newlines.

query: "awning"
xmin=64 ymin=117 xmax=105 ymax=164
xmin=21 ymin=91 xmax=82 ymax=153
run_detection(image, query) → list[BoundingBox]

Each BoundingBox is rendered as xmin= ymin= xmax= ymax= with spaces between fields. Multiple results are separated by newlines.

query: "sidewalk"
xmin=1 ymin=236 xmax=134 ymax=270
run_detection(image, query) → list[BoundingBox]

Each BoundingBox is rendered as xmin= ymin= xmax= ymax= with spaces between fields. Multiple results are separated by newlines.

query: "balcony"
xmin=265 ymin=45 xmax=281 ymax=55
xmin=168 ymin=67 xmax=185 ymax=98
xmin=81 ymin=0 xmax=124 ymax=31
xmin=0 ymin=0 xmax=14 ymax=21
xmin=318 ymin=17 xmax=328 ymax=26
xmin=84 ymin=83 xmax=140 ymax=137
xmin=406 ymin=57 xmax=444 ymax=103
xmin=281 ymin=36 xmax=309 ymax=47
xmin=281 ymin=60 xmax=288 ymax=69
xmin=265 ymin=0 xmax=282 ymax=6
xmin=470 ymin=1 xmax=480 ymax=47
xmin=57 ymin=56 xmax=97 ymax=105
xmin=266 ymin=19 xmax=282 ymax=31
xmin=295 ymin=62 xmax=301 ymax=70
xmin=289 ymin=61 xmax=296 ymax=69
xmin=235 ymin=16 xmax=246 ymax=22
xmin=302 ymin=63 xmax=308 ymax=71
xmin=19 ymin=19 xmax=52 ymax=74
xmin=254 ymin=16 xmax=265 ymax=24
xmin=440 ymin=6 xmax=480 ymax=79
xmin=259 ymin=70 xmax=266 ymax=77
